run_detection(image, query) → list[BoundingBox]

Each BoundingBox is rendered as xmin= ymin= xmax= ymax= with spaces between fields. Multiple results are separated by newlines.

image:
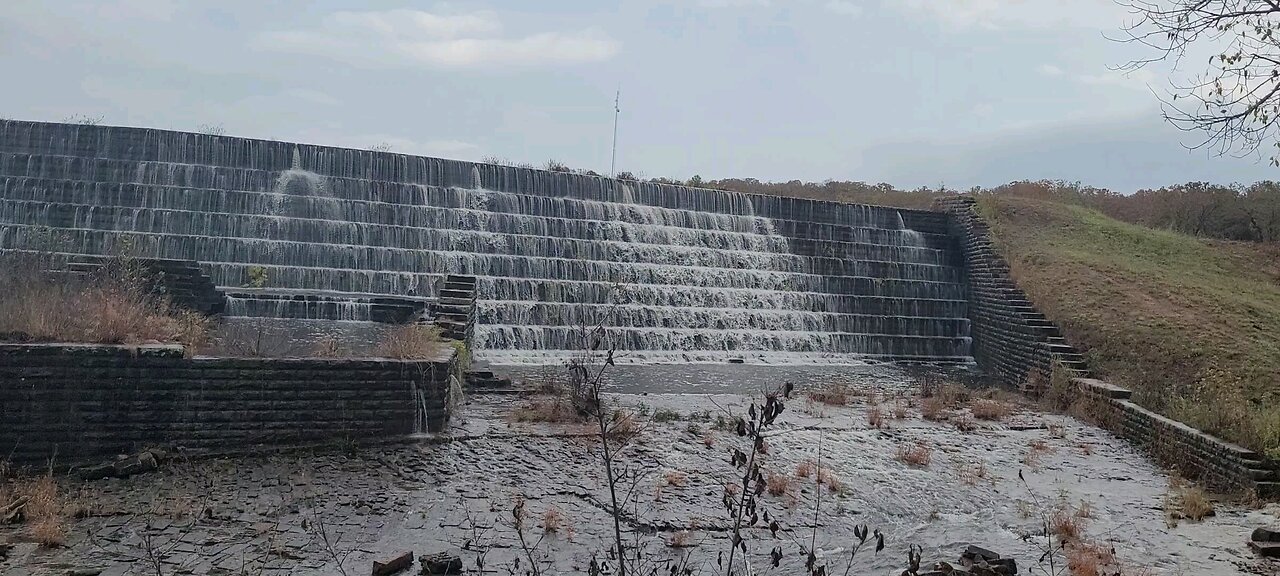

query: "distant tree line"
xmin=481 ymin=157 xmax=1280 ymax=243
xmin=702 ymin=178 xmax=1280 ymax=244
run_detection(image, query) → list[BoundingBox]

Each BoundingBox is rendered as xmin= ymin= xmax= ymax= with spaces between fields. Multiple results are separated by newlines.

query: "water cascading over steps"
xmin=0 ymin=120 xmax=972 ymax=364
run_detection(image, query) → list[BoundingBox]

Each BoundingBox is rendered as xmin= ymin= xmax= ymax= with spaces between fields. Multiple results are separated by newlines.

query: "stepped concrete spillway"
xmin=0 ymin=120 xmax=971 ymax=364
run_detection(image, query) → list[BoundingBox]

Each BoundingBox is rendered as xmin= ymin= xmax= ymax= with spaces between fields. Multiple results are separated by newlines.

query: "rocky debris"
xmin=1250 ymin=527 xmax=1280 ymax=558
xmin=1 ymin=496 xmax=29 ymax=523
xmin=465 ymin=370 xmax=513 ymax=391
xmin=958 ymin=544 xmax=1017 ymax=575
xmin=917 ymin=546 xmax=1018 ymax=575
xmin=420 ymin=551 xmax=463 ymax=575
xmin=0 ymin=542 xmax=11 ymax=559
xmin=78 ymin=448 xmax=168 ymax=480
xmin=66 ymin=568 xmax=104 ymax=576
xmin=372 ymin=551 xmax=414 ymax=575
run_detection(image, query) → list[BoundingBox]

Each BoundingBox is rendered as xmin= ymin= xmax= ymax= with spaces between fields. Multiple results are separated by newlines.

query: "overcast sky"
xmin=2 ymin=0 xmax=1275 ymax=192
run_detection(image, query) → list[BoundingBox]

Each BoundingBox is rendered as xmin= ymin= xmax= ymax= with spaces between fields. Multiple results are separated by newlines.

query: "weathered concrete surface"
xmin=2 ymin=376 xmax=1277 ymax=575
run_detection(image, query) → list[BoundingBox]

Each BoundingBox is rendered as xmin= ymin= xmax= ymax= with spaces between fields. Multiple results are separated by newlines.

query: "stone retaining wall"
xmin=0 ymin=343 xmax=458 ymax=465
xmin=1073 ymin=377 xmax=1277 ymax=495
xmin=938 ymin=196 xmax=1279 ymax=496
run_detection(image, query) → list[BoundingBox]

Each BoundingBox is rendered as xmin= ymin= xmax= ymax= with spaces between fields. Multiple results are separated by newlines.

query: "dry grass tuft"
xmin=375 ymin=324 xmax=445 ymax=360
xmin=1065 ymin=541 xmax=1116 ymax=576
xmin=1050 ymin=504 xmax=1086 ymax=544
xmin=701 ymin=431 xmax=716 ymax=448
xmin=891 ymin=400 xmax=908 ymax=419
xmin=970 ymin=399 xmax=1013 ymax=421
xmin=311 ymin=334 xmax=342 ymax=358
xmin=667 ymin=530 xmax=694 ymax=548
xmin=795 ymin=460 xmax=841 ymax=491
xmin=542 ymin=506 xmax=564 ymax=533
xmin=816 ymin=467 xmax=843 ymax=492
xmin=807 ymin=381 xmax=857 ymax=406
xmin=921 ymin=397 xmax=949 ymax=421
xmin=953 ymin=414 xmax=977 ymax=432
xmin=956 ymin=460 xmax=989 ymax=485
xmin=510 ymin=395 xmax=579 ymax=424
xmin=8 ymin=473 xmax=69 ymax=547
xmin=867 ymin=406 xmax=886 ymax=429
xmin=1164 ymin=479 xmax=1215 ymax=524
xmin=663 ymin=470 xmax=688 ymax=487
xmin=766 ymin=472 xmax=791 ymax=496
xmin=0 ymin=254 xmax=211 ymax=349
xmin=607 ymin=410 xmax=639 ymax=442
xmin=895 ymin=442 xmax=932 ymax=467
xmin=1023 ymin=439 xmax=1053 ymax=467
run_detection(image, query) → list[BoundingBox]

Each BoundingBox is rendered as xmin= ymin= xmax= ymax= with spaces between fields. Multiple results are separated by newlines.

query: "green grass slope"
xmin=977 ymin=196 xmax=1280 ymax=456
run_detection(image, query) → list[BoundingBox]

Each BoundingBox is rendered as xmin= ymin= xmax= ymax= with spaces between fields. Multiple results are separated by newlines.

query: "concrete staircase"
xmin=432 ymin=274 xmax=476 ymax=342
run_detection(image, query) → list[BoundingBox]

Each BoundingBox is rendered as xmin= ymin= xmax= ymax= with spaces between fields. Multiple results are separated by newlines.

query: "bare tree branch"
xmin=1117 ymin=0 xmax=1280 ymax=162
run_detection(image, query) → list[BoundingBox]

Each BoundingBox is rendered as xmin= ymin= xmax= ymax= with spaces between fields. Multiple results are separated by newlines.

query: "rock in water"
xmin=1250 ymin=527 xmax=1280 ymax=558
xmin=420 ymin=552 xmax=463 ymax=575
xmin=372 ymin=551 xmax=413 ymax=575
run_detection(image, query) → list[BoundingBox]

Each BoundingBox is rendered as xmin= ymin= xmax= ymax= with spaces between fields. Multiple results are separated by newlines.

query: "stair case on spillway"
xmin=431 ymin=274 xmax=477 ymax=343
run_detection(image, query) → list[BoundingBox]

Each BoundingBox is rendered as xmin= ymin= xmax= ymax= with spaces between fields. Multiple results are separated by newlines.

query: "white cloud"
xmin=94 ymin=0 xmax=176 ymax=21
xmin=697 ymin=0 xmax=771 ymax=7
xmin=256 ymin=9 xmax=619 ymax=68
xmin=1038 ymin=63 xmax=1064 ymax=77
xmin=1077 ymin=69 xmax=1157 ymax=90
xmin=824 ymin=1 xmax=864 ymax=17
xmin=890 ymin=0 xmax=1123 ymax=31
xmin=284 ymin=89 xmax=340 ymax=106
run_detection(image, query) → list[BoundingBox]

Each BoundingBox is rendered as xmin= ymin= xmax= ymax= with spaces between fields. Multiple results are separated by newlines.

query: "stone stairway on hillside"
xmin=936 ymin=196 xmax=1087 ymax=393
xmin=432 ymin=274 xmax=476 ymax=342
xmin=937 ymin=195 xmax=1280 ymax=496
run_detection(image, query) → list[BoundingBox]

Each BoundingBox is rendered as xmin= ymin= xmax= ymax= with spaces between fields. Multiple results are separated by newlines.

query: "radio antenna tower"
xmin=610 ymin=88 xmax=620 ymax=177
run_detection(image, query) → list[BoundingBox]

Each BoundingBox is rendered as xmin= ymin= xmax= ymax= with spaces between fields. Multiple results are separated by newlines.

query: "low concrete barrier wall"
xmin=1073 ymin=377 xmax=1276 ymax=495
xmin=0 ymin=343 xmax=457 ymax=464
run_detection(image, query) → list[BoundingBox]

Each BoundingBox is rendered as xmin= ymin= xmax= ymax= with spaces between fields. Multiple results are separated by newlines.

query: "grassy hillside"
xmin=977 ymin=196 xmax=1280 ymax=456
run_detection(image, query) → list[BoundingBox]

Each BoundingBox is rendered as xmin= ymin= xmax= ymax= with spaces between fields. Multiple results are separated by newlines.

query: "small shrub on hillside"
xmin=375 ymin=324 xmax=444 ymax=359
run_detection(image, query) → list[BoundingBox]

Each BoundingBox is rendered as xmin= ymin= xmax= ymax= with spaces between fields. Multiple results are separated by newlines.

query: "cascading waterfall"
xmin=0 ymin=120 xmax=972 ymax=364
